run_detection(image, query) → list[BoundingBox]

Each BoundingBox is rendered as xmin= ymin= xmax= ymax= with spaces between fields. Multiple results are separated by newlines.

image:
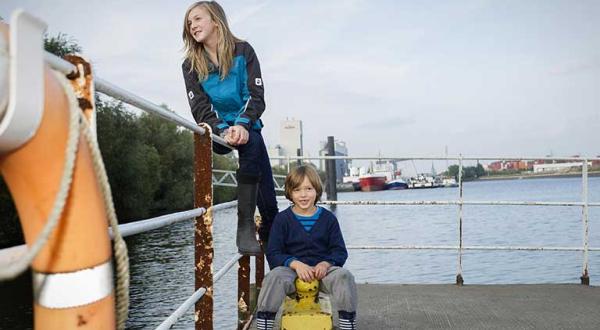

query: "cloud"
xmin=229 ymin=1 xmax=271 ymax=27
xmin=356 ymin=115 xmax=416 ymax=130
xmin=549 ymin=56 xmax=600 ymax=75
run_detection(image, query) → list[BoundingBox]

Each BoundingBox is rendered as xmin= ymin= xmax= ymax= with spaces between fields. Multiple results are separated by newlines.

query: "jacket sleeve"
xmin=182 ymin=61 xmax=229 ymax=135
xmin=266 ymin=213 xmax=294 ymax=269
xmin=324 ymin=215 xmax=348 ymax=267
xmin=234 ymin=43 xmax=265 ymax=130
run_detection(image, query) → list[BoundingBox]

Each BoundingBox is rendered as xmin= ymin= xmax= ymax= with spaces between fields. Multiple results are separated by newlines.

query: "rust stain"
xmin=238 ymin=295 xmax=248 ymax=313
xmin=77 ymin=314 xmax=87 ymax=326
xmin=64 ymin=55 xmax=95 ymax=120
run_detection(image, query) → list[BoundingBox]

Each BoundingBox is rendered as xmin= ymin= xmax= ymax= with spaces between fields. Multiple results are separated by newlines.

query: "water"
xmin=1 ymin=177 xmax=598 ymax=329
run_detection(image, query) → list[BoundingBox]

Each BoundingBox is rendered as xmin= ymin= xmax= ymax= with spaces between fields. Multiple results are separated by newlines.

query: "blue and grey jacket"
xmin=182 ymin=41 xmax=265 ymax=135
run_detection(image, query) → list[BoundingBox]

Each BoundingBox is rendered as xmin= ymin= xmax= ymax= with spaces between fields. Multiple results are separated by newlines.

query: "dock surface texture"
xmin=356 ymin=284 xmax=600 ymax=329
xmin=252 ymin=284 xmax=600 ymax=329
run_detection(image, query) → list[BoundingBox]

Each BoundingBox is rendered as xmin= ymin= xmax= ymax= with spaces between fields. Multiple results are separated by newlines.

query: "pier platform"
xmin=356 ymin=283 xmax=600 ymax=329
xmin=252 ymin=283 xmax=600 ymax=329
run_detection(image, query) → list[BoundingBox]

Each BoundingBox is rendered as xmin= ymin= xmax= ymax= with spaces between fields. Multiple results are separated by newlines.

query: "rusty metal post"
xmin=256 ymin=253 xmax=265 ymax=293
xmin=581 ymin=159 xmax=590 ymax=285
xmin=194 ymin=124 xmax=214 ymax=329
xmin=64 ymin=55 xmax=96 ymax=131
xmin=238 ymin=255 xmax=251 ymax=329
xmin=456 ymin=155 xmax=464 ymax=286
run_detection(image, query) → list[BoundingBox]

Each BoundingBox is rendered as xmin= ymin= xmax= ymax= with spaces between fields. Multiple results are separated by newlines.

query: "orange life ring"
xmin=0 ymin=22 xmax=115 ymax=329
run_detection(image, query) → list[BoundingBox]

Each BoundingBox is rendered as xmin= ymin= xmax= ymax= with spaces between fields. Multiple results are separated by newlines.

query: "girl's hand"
xmin=290 ymin=260 xmax=314 ymax=282
xmin=314 ymin=261 xmax=331 ymax=280
xmin=227 ymin=125 xmax=249 ymax=145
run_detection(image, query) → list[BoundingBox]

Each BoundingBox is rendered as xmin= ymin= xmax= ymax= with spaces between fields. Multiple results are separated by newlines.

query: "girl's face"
xmin=187 ymin=6 xmax=218 ymax=44
xmin=291 ymin=177 xmax=317 ymax=213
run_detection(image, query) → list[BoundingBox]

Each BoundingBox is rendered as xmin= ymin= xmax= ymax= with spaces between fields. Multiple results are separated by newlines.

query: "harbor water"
xmin=1 ymin=176 xmax=599 ymax=329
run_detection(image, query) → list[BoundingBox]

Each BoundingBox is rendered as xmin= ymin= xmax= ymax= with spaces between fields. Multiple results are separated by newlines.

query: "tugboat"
xmin=408 ymin=174 xmax=441 ymax=189
xmin=385 ymin=178 xmax=409 ymax=190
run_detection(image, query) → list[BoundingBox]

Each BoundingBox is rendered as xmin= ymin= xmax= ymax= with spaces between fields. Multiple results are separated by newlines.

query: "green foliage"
xmin=447 ymin=165 xmax=460 ymax=178
xmin=44 ymin=33 xmax=81 ymax=57
xmin=96 ymin=98 xmax=162 ymax=220
xmin=139 ymin=109 xmax=194 ymax=213
xmin=445 ymin=163 xmax=487 ymax=181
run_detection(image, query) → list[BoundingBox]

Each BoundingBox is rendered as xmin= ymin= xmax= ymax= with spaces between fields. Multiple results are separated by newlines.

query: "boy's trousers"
xmin=256 ymin=266 xmax=357 ymax=313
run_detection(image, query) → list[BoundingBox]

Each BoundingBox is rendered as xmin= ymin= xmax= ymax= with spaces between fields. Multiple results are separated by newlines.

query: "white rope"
xmin=0 ymin=70 xmax=80 ymax=280
xmin=79 ymin=106 xmax=130 ymax=330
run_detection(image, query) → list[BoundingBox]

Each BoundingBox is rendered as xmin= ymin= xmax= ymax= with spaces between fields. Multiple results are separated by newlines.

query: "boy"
xmin=255 ymin=165 xmax=357 ymax=330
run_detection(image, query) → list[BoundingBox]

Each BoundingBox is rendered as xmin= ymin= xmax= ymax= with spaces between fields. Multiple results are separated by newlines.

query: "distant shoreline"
xmin=475 ymin=171 xmax=600 ymax=182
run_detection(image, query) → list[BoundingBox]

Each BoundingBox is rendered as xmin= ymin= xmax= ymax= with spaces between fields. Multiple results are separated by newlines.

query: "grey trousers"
xmin=256 ymin=266 xmax=357 ymax=313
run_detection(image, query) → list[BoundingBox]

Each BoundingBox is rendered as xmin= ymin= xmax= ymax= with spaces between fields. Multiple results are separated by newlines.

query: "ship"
xmin=358 ymin=174 xmax=387 ymax=192
xmin=385 ymin=178 xmax=409 ymax=190
xmin=408 ymin=174 xmax=442 ymax=189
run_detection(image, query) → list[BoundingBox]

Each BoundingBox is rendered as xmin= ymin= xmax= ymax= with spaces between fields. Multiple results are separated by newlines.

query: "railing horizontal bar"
xmin=213 ymin=200 xmax=238 ymax=211
xmin=321 ymin=200 xmax=600 ymax=207
xmin=115 ymin=201 xmax=241 ymax=238
xmin=113 ymin=208 xmax=206 ymax=238
xmin=0 ymin=202 xmax=239 ymax=262
xmin=215 ymin=254 xmax=243 ymax=283
xmin=347 ymin=245 xmax=600 ymax=251
xmin=154 ymin=254 xmax=242 ymax=330
xmin=43 ymin=51 xmax=232 ymax=148
xmin=270 ymin=155 xmax=600 ymax=161
xmin=154 ymin=287 xmax=207 ymax=330
xmin=44 ymin=51 xmax=77 ymax=75
xmin=214 ymin=183 xmax=237 ymax=188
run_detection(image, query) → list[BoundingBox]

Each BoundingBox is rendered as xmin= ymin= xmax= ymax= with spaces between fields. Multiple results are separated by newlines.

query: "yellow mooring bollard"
xmin=281 ymin=278 xmax=332 ymax=330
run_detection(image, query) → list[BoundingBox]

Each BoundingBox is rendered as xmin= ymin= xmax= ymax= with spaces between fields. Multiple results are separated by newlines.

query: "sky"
xmin=1 ymin=0 xmax=599 ymax=171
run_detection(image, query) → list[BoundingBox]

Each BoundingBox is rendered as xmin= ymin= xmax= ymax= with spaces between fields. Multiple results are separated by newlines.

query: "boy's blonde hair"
xmin=284 ymin=165 xmax=323 ymax=205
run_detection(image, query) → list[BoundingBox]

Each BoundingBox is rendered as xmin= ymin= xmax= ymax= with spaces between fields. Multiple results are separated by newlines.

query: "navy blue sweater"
xmin=266 ymin=207 xmax=348 ymax=270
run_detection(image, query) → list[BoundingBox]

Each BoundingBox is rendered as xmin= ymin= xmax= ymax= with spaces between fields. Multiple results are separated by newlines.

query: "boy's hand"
xmin=290 ymin=260 xmax=314 ymax=282
xmin=314 ymin=261 xmax=331 ymax=280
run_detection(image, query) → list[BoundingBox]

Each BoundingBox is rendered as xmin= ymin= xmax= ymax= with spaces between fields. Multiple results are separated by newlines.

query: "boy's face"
xmin=291 ymin=177 xmax=317 ymax=212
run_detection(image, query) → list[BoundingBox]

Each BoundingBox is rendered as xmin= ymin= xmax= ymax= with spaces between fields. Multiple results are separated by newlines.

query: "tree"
xmin=476 ymin=163 xmax=486 ymax=177
xmin=96 ymin=97 xmax=162 ymax=221
xmin=44 ymin=33 xmax=81 ymax=57
xmin=447 ymin=165 xmax=460 ymax=179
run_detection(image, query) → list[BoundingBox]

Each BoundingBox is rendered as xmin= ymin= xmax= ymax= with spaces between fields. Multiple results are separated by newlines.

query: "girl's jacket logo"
xmin=188 ymin=91 xmax=195 ymax=100
xmin=255 ymin=78 xmax=262 ymax=86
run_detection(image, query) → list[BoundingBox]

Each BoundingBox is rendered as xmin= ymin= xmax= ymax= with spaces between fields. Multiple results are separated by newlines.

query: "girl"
xmin=257 ymin=165 xmax=358 ymax=330
xmin=181 ymin=1 xmax=278 ymax=254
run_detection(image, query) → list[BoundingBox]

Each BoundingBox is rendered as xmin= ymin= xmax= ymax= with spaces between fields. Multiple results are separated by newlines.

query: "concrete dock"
xmin=355 ymin=283 xmax=600 ymax=329
xmin=252 ymin=283 xmax=600 ymax=329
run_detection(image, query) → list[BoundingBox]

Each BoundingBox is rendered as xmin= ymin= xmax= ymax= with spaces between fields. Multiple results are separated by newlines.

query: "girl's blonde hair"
xmin=284 ymin=165 xmax=323 ymax=205
xmin=182 ymin=1 xmax=240 ymax=81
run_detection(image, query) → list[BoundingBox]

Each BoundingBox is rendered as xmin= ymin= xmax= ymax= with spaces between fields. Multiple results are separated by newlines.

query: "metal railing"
xmin=41 ymin=51 xmax=260 ymax=329
xmin=300 ymin=154 xmax=598 ymax=286
xmin=213 ymin=169 xmax=286 ymax=191
xmin=2 ymin=30 xmax=596 ymax=329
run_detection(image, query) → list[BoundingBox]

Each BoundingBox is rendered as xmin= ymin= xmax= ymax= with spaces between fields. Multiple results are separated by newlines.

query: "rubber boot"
xmin=237 ymin=174 xmax=262 ymax=255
